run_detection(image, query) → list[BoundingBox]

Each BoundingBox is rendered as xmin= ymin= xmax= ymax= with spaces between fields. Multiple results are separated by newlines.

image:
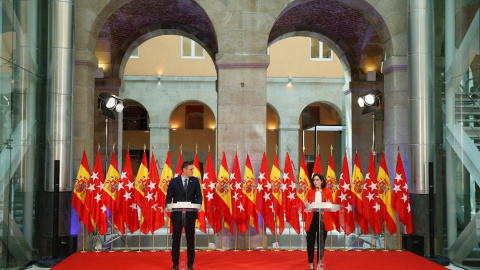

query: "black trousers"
xmin=171 ymin=217 xmax=196 ymax=267
xmin=306 ymin=212 xmax=328 ymax=264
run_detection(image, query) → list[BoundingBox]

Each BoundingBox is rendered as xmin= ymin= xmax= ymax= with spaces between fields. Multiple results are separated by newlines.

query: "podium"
xmin=166 ymin=202 xmax=201 ymax=270
xmin=305 ymin=202 xmax=340 ymax=270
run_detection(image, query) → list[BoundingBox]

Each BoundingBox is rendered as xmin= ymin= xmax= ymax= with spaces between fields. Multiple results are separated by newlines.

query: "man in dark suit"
xmin=166 ymin=161 xmax=203 ymax=270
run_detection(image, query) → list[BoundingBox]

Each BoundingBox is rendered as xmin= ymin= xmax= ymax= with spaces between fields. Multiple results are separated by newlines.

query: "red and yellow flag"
xmin=326 ymin=151 xmax=340 ymax=231
xmin=103 ymin=151 xmax=125 ymax=234
xmin=158 ymin=151 xmax=173 ymax=233
xmin=283 ymin=152 xmax=300 ymax=234
xmin=378 ymin=152 xmax=396 ymax=235
xmin=231 ymin=152 xmax=248 ymax=234
xmin=71 ymin=151 xmax=95 ymax=233
xmin=215 ymin=152 xmax=233 ymax=234
xmin=351 ymin=152 xmax=369 ymax=234
xmin=392 ymin=152 xmax=413 ymax=234
xmin=85 ymin=151 xmax=108 ymax=235
xmin=193 ymin=151 xmax=207 ymax=233
xmin=134 ymin=151 xmax=149 ymax=209
xmin=203 ymin=151 xmax=222 ymax=234
xmin=117 ymin=151 xmax=139 ymax=233
xmin=296 ymin=152 xmax=310 ymax=220
xmin=270 ymin=152 xmax=284 ymax=234
xmin=255 ymin=153 xmax=276 ymax=234
xmin=362 ymin=152 xmax=382 ymax=234
xmin=242 ymin=153 xmax=258 ymax=233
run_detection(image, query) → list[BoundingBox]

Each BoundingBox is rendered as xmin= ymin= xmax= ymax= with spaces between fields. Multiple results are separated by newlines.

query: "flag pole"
xmin=152 ymin=232 xmax=155 ymax=252
xmin=166 ymin=217 xmax=170 ymax=251
xmin=396 ymin=222 xmax=402 ymax=251
xmin=275 ymin=216 xmax=278 ymax=251
xmin=234 ymin=227 xmax=237 ymax=251
xmin=109 ymin=145 xmax=114 ymax=252
xmin=207 ymin=224 xmax=210 ymax=251
xmin=288 ymin=226 xmax=291 ymax=251
xmin=81 ymin=225 xmax=85 ymax=252
xmin=344 ymin=232 xmax=347 ymax=251
xmin=248 ymin=226 xmax=251 ymax=251
xmin=124 ymin=231 xmax=129 ymax=252
xmin=370 ymin=232 xmax=374 ymax=251
xmin=302 ymin=221 xmax=305 ymax=250
xmin=383 ymin=223 xmax=388 ymax=251
xmin=357 ymin=227 xmax=360 ymax=251
xmin=329 ymin=231 xmax=333 ymax=251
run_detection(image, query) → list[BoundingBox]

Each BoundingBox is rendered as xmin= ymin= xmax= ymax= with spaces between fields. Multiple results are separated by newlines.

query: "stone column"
xmin=383 ymin=56 xmax=408 ymax=249
xmin=149 ymin=123 xmax=171 ymax=163
xmin=278 ymin=124 xmax=300 ymax=172
xmin=216 ymin=54 xmax=269 ymax=250
xmin=74 ymin=51 xmax=97 ymax=169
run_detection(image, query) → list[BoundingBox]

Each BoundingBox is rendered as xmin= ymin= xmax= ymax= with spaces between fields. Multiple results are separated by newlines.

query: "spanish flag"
xmin=351 ymin=152 xmax=369 ymax=234
xmin=326 ymin=152 xmax=340 ymax=230
xmin=215 ymin=152 xmax=233 ymax=234
xmin=296 ymin=152 xmax=310 ymax=220
xmin=242 ymin=154 xmax=258 ymax=233
xmin=377 ymin=152 xmax=396 ymax=235
xmin=103 ymin=151 xmax=125 ymax=234
xmin=71 ymin=151 xmax=95 ymax=233
xmin=270 ymin=152 xmax=284 ymax=234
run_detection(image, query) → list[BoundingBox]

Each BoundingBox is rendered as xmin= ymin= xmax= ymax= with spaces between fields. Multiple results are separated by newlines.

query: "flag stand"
xmin=343 ymin=234 xmax=347 ymax=251
xmin=206 ymin=225 xmax=210 ymax=251
xmin=152 ymin=232 xmax=156 ymax=252
xmin=261 ymin=222 xmax=266 ymax=251
xmin=248 ymin=228 xmax=251 ymax=251
xmin=94 ymin=229 xmax=101 ymax=253
xmin=108 ymin=216 xmax=114 ymax=252
xmin=302 ymin=221 xmax=305 ymax=250
xmin=356 ymin=227 xmax=361 ymax=251
xmin=123 ymin=233 xmax=130 ymax=252
xmin=234 ymin=229 xmax=238 ymax=251
xmin=80 ymin=225 xmax=86 ymax=253
xmin=396 ymin=222 xmax=402 ymax=251
xmin=166 ymin=228 xmax=169 ymax=252
xmin=369 ymin=233 xmax=374 ymax=251
xmin=274 ymin=216 xmax=279 ymax=251
xmin=329 ymin=231 xmax=333 ymax=251
xmin=288 ymin=226 xmax=292 ymax=251
xmin=137 ymin=232 xmax=142 ymax=252
xmin=383 ymin=224 xmax=388 ymax=251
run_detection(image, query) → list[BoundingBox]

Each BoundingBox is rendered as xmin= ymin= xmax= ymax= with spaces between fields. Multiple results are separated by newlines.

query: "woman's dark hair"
xmin=310 ymin=173 xmax=327 ymax=189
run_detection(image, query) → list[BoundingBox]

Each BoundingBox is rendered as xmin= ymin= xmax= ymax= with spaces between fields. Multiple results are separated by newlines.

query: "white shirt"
xmin=314 ymin=189 xmax=322 ymax=203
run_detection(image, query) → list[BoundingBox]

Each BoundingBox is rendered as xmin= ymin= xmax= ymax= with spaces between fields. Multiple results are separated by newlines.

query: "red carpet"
xmin=52 ymin=250 xmax=447 ymax=270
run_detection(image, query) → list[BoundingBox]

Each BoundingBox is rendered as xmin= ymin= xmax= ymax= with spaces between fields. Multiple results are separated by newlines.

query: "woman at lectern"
xmin=305 ymin=173 xmax=333 ymax=270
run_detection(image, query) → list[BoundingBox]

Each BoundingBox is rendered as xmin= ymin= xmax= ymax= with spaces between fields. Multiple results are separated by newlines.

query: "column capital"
xmin=382 ymin=56 xmax=408 ymax=75
xmin=75 ymin=50 xmax=98 ymax=70
xmin=215 ymin=53 xmax=270 ymax=69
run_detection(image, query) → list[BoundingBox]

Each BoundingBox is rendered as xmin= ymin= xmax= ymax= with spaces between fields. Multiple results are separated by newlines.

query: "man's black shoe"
xmin=188 ymin=267 xmax=194 ymax=270
xmin=171 ymin=266 xmax=178 ymax=270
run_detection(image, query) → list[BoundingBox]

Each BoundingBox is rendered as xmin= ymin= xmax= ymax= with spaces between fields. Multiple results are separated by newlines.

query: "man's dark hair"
xmin=181 ymin=160 xmax=194 ymax=171
xmin=310 ymin=173 xmax=327 ymax=189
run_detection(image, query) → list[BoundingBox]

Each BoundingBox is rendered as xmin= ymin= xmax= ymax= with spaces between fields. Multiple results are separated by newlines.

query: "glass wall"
xmin=435 ymin=0 xmax=480 ymax=265
xmin=1 ymin=1 xmax=47 ymax=268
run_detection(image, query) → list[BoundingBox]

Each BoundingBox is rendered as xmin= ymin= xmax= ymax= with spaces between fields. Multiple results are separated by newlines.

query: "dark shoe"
xmin=171 ymin=266 xmax=178 ymax=270
xmin=188 ymin=267 xmax=194 ymax=270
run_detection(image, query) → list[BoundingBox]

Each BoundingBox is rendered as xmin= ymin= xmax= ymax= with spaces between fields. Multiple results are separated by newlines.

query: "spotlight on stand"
xmin=357 ymin=89 xmax=381 ymax=114
xmin=98 ymin=92 xmax=124 ymax=120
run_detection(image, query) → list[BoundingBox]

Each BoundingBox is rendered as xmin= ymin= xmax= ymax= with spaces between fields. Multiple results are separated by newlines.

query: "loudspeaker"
xmin=402 ymin=234 xmax=424 ymax=256
xmin=58 ymin=236 xmax=78 ymax=257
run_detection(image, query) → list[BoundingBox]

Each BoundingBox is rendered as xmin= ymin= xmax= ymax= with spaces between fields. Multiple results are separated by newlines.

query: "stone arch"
xmin=269 ymin=0 xmax=394 ymax=80
xmin=268 ymin=29 xmax=352 ymax=81
xmin=90 ymin=0 xmax=218 ymax=79
xmin=114 ymin=25 xmax=218 ymax=79
xmin=274 ymin=0 xmax=393 ymax=55
xmin=266 ymin=102 xmax=281 ymax=127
